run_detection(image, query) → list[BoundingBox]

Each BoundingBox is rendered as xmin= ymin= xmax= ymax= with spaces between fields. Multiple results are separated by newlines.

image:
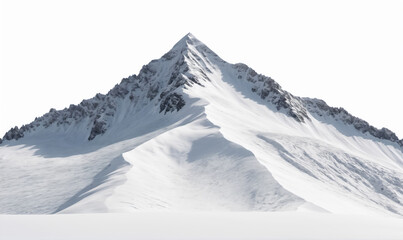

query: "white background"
xmin=1 ymin=0 xmax=402 ymax=138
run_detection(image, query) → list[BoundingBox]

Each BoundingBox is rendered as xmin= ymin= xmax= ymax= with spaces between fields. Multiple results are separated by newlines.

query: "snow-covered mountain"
xmin=0 ymin=33 xmax=402 ymax=216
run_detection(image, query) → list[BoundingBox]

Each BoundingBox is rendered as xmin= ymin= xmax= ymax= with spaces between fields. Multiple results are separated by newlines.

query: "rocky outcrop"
xmin=304 ymin=98 xmax=402 ymax=147
xmin=233 ymin=63 xmax=309 ymax=122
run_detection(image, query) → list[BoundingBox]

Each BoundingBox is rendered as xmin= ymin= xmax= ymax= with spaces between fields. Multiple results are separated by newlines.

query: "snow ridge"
xmin=232 ymin=63 xmax=309 ymax=122
xmin=304 ymin=98 xmax=403 ymax=147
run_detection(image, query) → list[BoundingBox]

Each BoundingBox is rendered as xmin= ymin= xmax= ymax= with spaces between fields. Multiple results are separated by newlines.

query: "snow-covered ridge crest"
xmin=304 ymin=98 xmax=403 ymax=147
xmin=0 ymin=33 xmax=402 ymax=147
xmin=231 ymin=63 xmax=309 ymax=122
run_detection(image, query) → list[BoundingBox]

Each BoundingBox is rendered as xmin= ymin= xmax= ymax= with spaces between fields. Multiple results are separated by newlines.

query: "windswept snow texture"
xmin=0 ymin=33 xmax=402 ymax=216
xmin=62 ymin=116 xmax=303 ymax=213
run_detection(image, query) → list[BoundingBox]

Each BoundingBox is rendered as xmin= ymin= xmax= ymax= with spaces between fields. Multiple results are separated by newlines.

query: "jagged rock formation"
xmin=233 ymin=63 xmax=309 ymax=122
xmin=304 ymin=98 xmax=403 ymax=146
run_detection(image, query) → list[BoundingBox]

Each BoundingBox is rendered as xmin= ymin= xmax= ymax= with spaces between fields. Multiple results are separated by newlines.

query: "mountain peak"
xmin=183 ymin=32 xmax=196 ymax=40
xmin=1 ymin=34 xmax=402 ymax=148
xmin=175 ymin=32 xmax=200 ymax=47
xmin=165 ymin=33 xmax=205 ymax=57
xmin=1 ymin=34 xmax=403 ymax=218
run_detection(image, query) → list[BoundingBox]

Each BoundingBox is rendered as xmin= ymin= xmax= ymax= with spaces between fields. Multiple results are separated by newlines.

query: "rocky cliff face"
xmin=232 ymin=63 xmax=309 ymax=122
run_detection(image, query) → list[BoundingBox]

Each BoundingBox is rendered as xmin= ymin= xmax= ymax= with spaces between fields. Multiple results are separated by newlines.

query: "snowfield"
xmin=0 ymin=33 xmax=402 ymax=239
xmin=1 ymin=212 xmax=402 ymax=240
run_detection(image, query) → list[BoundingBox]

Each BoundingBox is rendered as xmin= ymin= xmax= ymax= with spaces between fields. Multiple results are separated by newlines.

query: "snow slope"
xmin=0 ymin=33 xmax=402 ymax=217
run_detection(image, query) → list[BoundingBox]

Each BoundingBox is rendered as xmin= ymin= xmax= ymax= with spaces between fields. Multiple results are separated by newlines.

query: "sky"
xmin=1 ymin=0 xmax=402 ymax=139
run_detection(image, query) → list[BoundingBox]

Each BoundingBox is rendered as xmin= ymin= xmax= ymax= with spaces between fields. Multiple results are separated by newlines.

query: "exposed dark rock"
xmin=160 ymin=93 xmax=185 ymax=114
xmin=162 ymin=51 xmax=176 ymax=61
xmin=108 ymin=84 xmax=129 ymax=98
xmin=2 ymin=126 xmax=24 ymax=141
xmin=88 ymin=120 xmax=107 ymax=141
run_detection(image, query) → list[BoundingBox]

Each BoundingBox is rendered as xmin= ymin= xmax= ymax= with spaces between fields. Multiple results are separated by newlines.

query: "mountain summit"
xmin=0 ymin=34 xmax=402 ymax=216
xmin=1 ymin=33 xmax=401 ymax=146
